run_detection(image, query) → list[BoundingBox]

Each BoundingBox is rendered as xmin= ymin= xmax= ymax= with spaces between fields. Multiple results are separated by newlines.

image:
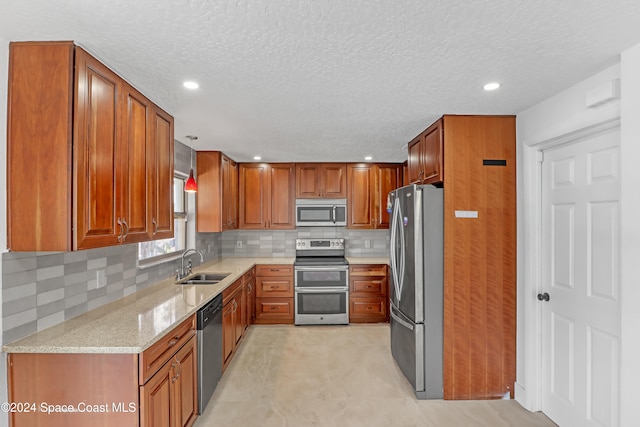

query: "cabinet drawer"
xmin=349 ymin=264 xmax=387 ymax=276
xmin=242 ymin=268 xmax=256 ymax=284
xmin=254 ymin=297 xmax=294 ymax=323
xmin=349 ymin=297 xmax=388 ymax=323
xmin=139 ymin=315 xmax=196 ymax=384
xmin=223 ymin=278 xmax=243 ymax=306
xmin=256 ymin=277 xmax=293 ymax=298
xmin=350 ymin=277 xmax=387 ymax=295
xmin=255 ymin=264 xmax=293 ymax=277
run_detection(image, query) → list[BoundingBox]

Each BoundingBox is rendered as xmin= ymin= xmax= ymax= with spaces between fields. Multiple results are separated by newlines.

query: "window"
xmin=137 ymin=175 xmax=189 ymax=266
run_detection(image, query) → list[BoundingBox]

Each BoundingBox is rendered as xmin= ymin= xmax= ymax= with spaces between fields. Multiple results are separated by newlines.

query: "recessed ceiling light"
xmin=364 ymin=156 xmax=373 ymax=161
xmin=183 ymin=81 xmax=199 ymax=90
xmin=253 ymin=156 xmax=262 ymax=160
xmin=483 ymin=82 xmax=500 ymax=91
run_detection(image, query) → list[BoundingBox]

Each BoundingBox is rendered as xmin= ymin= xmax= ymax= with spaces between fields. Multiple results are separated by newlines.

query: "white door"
xmin=541 ymin=129 xmax=621 ymax=427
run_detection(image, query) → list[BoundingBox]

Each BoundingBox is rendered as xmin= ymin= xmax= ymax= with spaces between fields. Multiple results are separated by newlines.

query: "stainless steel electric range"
xmin=293 ymin=238 xmax=349 ymax=325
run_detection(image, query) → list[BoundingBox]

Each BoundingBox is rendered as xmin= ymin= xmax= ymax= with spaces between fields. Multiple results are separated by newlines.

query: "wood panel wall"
xmin=442 ymin=115 xmax=516 ymax=400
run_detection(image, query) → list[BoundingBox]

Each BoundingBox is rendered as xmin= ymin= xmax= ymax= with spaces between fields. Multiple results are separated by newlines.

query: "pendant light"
xmin=184 ymin=135 xmax=198 ymax=193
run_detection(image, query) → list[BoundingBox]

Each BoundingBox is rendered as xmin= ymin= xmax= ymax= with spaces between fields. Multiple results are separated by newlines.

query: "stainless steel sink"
xmin=177 ymin=273 xmax=230 ymax=285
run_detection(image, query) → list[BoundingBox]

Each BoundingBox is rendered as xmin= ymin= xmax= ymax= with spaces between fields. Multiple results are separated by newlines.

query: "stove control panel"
xmin=296 ymin=238 xmax=344 ymax=250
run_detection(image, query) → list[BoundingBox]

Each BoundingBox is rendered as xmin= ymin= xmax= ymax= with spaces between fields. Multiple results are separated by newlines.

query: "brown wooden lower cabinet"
xmin=242 ymin=268 xmax=255 ymax=332
xmin=140 ymin=336 xmax=198 ymax=427
xmin=253 ymin=264 xmax=294 ymax=324
xmin=222 ymin=278 xmax=245 ymax=372
xmin=349 ymin=264 xmax=389 ymax=323
xmin=6 ymin=315 xmax=198 ymax=427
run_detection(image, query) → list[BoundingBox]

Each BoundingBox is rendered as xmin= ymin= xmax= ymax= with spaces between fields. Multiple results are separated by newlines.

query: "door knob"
xmin=537 ymin=292 xmax=550 ymax=302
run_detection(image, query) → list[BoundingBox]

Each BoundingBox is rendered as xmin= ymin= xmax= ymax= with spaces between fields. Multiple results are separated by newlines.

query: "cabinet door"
xmin=321 ymin=163 xmax=347 ymax=198
xmin=120 ymin=85 xmax=152 ymax=243
xmin=407 ymin=135 xmax=422 ymax=183
xmin=196 ymin=151 xmax=222 ymax=232
xmin=173 ymin=337 xmax=198 ymax=427
xmin=74 ymin=47 xmax=123 ymax=249
xmin=233 ymin=292 xmax=244 ymax=346
xmin=7 ymin=41 xmax=74 ymax=251
xmin=222 ymin=302 xmax=235 ymax=371
xmin=347 ymin=164 xmax=375 ymax=229
xmin=140 ymin=358 xmax=173 ymax=427
xmin=224 ymin=156 xmax=238 ymax=230
xmin=238 ymin=163 xmax=269 ymax=229
xmin=150 ymin=107 xmax=174 ymax=239
xmin=374 ymin=164 xmax=402 ymax=229
xmin=422 ymin=119 xmax=443 ymax=184
xmin=268 ymin=163 xmax=295 ymax=229
xmin=295 ymin=163 xmax=322 ymax=198
xmin=246 ymin=278 xmax=256 ymax=328
xmin=221 ymin=155 xmax=231 ymax=231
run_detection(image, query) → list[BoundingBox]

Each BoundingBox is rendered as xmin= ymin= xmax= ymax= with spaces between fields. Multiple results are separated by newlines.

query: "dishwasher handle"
xmin=197 ymin=295 xmax=223 ymax=330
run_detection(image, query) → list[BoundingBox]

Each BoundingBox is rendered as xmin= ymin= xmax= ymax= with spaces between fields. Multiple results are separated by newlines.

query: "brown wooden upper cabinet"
xmin=347 ymin=163 xmax=402 ymax=229
xmin=7 ymin=41 xmax=174 ymax=251
xmin=295 ymin=163 xmax=347 ymax=198
xmin=238 ymin=163 xmax=295 ymax=229
xmin=196 ymin=151 xmax=238 ymax=232
xmin=408 ymin=118 xmax=443 ymax=185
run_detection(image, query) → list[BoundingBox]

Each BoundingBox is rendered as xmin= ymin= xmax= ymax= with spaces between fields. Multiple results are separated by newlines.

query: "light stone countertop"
xmin=2 ymin=256 xmax=389 ymax=354
xmin=2 ymin=257 xmax=293 ymax=354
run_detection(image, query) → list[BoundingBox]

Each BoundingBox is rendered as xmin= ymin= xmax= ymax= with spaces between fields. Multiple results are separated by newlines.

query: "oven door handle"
xmin=295 ymin=287 xmax=349 ymax=293
xmin=294 ymin=266 xmax=349 ymax=271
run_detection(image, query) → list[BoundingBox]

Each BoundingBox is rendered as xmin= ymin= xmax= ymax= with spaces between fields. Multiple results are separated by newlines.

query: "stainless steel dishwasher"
xmin=197 ymin=294 xmax=223 ymax=414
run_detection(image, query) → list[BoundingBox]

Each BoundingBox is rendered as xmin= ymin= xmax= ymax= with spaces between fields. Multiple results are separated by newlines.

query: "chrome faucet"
xmin=176 ymin=248 xmax=204 ymax=280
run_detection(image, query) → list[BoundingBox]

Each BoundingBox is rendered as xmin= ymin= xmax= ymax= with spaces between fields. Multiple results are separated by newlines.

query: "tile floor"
xmin=196 ymin=324 xmax=557 ymax=427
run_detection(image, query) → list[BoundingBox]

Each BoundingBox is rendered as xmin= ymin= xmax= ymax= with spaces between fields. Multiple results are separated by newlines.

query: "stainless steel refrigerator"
xmin=389 ymin=184 xmax=443 ymax=399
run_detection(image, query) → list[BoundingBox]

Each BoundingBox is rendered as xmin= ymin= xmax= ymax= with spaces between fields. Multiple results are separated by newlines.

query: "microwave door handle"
xmin=332 ymin=205 xmax=337 ymax=224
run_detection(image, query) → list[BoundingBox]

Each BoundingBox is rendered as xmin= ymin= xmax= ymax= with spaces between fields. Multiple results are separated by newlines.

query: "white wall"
xmin=0 ymin=35 xmax=9 ymax=427
xmin=516 ymin=42 xmax=640 ymax=426
xmin=619 ymin=42 xmax=640 ymax=427
xmin=515 ymin=63 xmax=622 ymax=411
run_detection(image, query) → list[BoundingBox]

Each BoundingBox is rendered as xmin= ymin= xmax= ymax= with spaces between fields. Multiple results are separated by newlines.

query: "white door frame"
xmin=518 ymin=116 xmax=621 ymax=413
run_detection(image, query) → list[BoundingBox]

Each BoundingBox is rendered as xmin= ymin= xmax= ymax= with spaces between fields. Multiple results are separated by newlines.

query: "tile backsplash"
xmin=221 ymin=228 xmax=390 ymax=258
xmin=1 ymin=232 xmax=221 ymax=345
xmin=1 ymin=227 xmax=388 ymax=344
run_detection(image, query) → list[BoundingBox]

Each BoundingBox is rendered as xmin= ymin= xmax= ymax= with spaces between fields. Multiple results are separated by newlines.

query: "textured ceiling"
xmin=2 ymin=0 xmax=640 ymax=162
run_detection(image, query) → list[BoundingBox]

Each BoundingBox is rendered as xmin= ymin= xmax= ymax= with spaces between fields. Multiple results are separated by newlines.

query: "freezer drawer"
xmin=390 ymin=302 xmax=442 ymax=399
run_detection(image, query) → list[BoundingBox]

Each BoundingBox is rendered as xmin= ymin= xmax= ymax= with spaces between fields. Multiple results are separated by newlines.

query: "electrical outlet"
xmin=365 ymin=239 xmax=371 ymax=249
xmin=236 ymin=240 xmax=243 ymax=249
xmin=207 ymin=244 xmax=212 ymax=254
xmin=96 ymin=269 xmax=107 ymax=288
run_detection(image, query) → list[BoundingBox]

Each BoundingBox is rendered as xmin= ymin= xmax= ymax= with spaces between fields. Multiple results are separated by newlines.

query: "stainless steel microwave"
xmin=295 ymin=199 xmax=347 ymax=227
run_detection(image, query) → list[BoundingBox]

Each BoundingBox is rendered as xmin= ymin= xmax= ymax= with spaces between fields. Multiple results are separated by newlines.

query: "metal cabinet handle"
xmin=247 ymin=283 xmax=252 ymax=294
xmin=171 ymin=361 xmax=178 ymax=382
xmin=152 ymin=218 xmax=158 ymax=235
xmin=121 ymin=218 xmax=129 ymax=241
xmin=117 ymin=218 xmax=123 ymax=242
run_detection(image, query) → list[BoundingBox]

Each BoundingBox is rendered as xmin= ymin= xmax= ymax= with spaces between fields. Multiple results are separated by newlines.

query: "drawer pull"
xmin=270 ymin=269 xmax=280 ymax=272
xmin=269 ymin=285 xmax=280 ymax=290
xmin=270 ymin=306 xmax=278 ymax=310
xmin=169 ymin=337 xmax=179 ymax=347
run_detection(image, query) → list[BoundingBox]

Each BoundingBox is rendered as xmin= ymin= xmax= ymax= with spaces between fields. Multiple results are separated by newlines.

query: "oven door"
xmin=295 ymin=288 xmax=349 ymax=325
xmin=294 ymin=265 xmax=349 ymax=288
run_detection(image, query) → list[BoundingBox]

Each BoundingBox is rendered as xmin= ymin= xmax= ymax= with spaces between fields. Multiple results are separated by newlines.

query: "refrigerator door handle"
xmin=390 ymin=303 xmax=414 ymax=331
xmin=397 ymin=197 xmax=406 ymax=298
xmin=390 ymin=196 xmax=402 ymax=300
